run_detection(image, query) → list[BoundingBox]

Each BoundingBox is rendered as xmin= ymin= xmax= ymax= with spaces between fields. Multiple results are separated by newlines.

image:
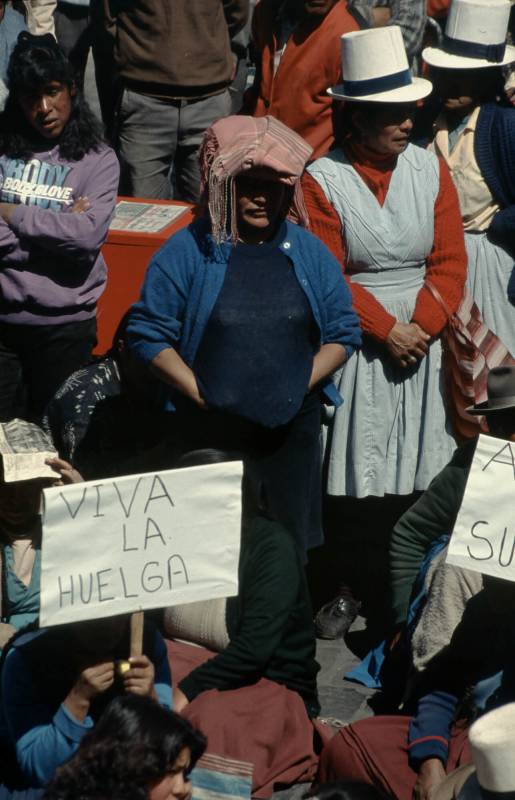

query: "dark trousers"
xmin=0 ymin=318 xmax=97 ymax=423
xmin=171 ymin=393 xmax=323 ymax=555
xmin=54 ymin=0 xmax=116 ymax=137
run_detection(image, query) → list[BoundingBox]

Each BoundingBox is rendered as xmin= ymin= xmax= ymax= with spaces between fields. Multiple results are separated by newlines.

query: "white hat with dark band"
xmin=423 ymin=0 xmax=515 ymax=70
xmin=329 ymin=26 xmax=432 ymax=104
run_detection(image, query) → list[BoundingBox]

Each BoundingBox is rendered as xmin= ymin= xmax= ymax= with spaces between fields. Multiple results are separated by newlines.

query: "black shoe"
xmin=314 ymin=587 xmax=361 ymax=640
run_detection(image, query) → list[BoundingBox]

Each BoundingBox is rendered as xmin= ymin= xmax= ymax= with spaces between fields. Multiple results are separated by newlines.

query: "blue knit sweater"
xmin=127 ymin=218 xmax=362 ymax=411
xmin=474 ymin=102 xmax=515 ymax=302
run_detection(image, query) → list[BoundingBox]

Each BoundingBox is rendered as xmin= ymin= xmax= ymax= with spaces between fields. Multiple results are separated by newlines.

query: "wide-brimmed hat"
xmin=423 ymin=0 xmax=515 ymax=70
xmin=467 ymin=365 xmax=515 ymax=414
xmin=462 ymin=704 xmax=515 ymax=800
xmin=329 ymin=26 xmax=432 ymax=104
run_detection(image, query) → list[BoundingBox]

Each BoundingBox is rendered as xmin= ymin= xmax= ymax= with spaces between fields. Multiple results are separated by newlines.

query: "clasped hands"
xmin=385 ymin=321 xmax=431 ymax=368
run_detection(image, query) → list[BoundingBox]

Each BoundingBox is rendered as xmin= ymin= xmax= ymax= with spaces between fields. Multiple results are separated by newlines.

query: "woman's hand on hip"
xmin=413 ymin=758 xmax=446 ymax=800
xmin=386 ymin=322 xmax=430 ymax=368
xmin=151 ymin=349 xmax=207 ymax=410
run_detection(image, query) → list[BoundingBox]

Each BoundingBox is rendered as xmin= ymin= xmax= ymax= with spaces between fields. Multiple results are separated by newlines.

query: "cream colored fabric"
xmin=411 ymin=547 xmax=483 ymax=673
xmin=24 ymin=1 xmax=57 ymax=37
xmin=430 ymin=107 xmax=500 ymax=232
xmin=164 ymin=597 xmax=229 ymax=653
xmin=10 ymin=539 xmax=36 ymax=587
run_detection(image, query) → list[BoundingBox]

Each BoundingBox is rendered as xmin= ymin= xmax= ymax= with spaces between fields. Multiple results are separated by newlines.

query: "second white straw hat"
xmin=423 ymin=0 xmax=515 ymax=70
xmin=329 ymin=26 xmax=432 ymax=103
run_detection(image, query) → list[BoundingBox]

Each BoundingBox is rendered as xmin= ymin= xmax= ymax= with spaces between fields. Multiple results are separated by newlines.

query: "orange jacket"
xmin=427 ymin=0 xmax=450 ymax=19
xmin=249 ymin=1 xmax=359 ymax=160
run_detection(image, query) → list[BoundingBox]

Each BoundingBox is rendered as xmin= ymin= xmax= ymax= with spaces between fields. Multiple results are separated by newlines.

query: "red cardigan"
xmin=247 ymin=1 xmax=359 ymax=160
xmin=303 ymin=151 xmax=467 ymax=340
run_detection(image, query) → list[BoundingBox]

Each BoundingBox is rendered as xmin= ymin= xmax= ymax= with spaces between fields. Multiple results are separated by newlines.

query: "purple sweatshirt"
xmin=0 ymin=144 xmax=119 ymax=325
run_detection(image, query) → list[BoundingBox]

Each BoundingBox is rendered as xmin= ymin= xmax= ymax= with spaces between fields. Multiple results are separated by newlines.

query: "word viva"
xmin=54 ymin=474 xmax=190 ymax=609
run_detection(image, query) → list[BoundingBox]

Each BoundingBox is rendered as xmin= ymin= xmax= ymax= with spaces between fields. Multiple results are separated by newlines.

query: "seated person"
xmin=44 ymin=695 xmax=205 ymax=800
xmin=317 ymin=368 xmax=515 ymax=800
xmin=0 ymin=421 xmax=81 ymax=650
xmin=0 ymin=615 xmax=171 ymax=790
xmin=389 ymin=366 xmax=515 ymax=632
xmin=42 ymin=317 xmax=171 ymax=481
xmin=163 ymin=452 xmax=325 ymax=799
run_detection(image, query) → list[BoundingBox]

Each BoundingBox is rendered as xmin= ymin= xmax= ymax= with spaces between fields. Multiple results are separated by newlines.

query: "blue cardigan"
xmin=127 ymin=218 xmax=362 ymax=409
xmin=473 ymin=102 xmax=515 ymax=302
xmin=475 ymin=102 xmax=515 ymax=254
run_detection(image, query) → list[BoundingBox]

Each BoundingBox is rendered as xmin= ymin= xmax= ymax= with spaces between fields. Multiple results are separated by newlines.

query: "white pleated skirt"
xmin=326 ymin=269 xmax=457 ymax=499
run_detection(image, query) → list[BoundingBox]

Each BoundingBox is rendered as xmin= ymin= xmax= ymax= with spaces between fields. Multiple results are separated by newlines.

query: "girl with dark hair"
xmin=0 ymin=32 xmax=119 ymax=423
xmin=0 ymin=615 xmax=172 ymax=789
xmin=43 ymin=695 xmax=205 ymax=800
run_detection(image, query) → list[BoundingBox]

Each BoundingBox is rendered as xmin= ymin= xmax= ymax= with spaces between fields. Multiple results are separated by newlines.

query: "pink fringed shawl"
xmin=199 ymin=115 xmax=313 ymax=242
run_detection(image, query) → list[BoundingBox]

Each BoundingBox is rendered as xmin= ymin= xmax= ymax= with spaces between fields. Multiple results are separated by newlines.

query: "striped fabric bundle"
xmin=427 ymin=282 xmax=515 ymax=441
xmin=192 ymin=753 xmax=253 ymax=800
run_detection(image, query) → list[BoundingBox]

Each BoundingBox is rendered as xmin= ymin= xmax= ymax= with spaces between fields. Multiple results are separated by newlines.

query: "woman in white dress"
xmin=303 ymin=26 xmax=467 ymax=632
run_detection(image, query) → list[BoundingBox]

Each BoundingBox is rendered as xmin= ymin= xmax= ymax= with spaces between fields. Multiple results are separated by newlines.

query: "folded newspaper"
xmin=0 ymin=419 xmax=58 ymax=482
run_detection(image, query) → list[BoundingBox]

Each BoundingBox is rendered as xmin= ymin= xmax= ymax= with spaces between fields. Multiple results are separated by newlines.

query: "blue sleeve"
xmin=1 ymin=649 xmax=92 ymax=787
xmin=488 ymin=206 xmax=515 ymax=252
xmin=152 ymin=631 xmax=172 ymax=709
xmin=316 ymin=238 xmax=362 ymax=357
xmin=408 ymin=690 xmax=459 ymax=768
xmin=127 ymin=230 xmax=196 ymax=364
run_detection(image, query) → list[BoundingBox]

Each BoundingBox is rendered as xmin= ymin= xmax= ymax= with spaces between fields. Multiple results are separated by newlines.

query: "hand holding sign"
xmin=447 ymin=435 xmax=515 ymax=579
xmin=64 ymin=661 xmax=115 ymax=722
xmin=123 ymin=655 xmax=156 ymax=698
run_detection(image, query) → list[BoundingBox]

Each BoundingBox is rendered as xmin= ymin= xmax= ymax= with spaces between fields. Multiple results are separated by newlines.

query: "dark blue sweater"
xmin=474 ymin=102 xmax=515 ymax=302
xmin=475 ymin=102 xmax=515 ymax=253
xmin=194 ymin=239 xmax=317 ymax=427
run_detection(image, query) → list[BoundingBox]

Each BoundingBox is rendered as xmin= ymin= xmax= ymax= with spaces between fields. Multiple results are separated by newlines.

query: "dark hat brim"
xmin=467 ymin=398 xmax=515 ymax=415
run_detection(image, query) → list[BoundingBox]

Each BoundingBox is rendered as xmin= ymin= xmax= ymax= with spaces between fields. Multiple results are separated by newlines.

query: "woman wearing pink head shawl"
xmin=128 ymin=115 xmax=361 ymax=555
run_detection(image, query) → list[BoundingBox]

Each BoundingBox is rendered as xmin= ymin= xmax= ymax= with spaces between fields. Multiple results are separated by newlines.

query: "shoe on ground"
xmin=314 ymin=588 xmax=361 ymax=640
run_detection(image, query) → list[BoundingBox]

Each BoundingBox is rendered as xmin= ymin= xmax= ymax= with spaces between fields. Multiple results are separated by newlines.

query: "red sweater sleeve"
xmin=411 ymin=158 xmax=467 ymax=337
xmin=302 ymin=172 xmax=397 ymax=341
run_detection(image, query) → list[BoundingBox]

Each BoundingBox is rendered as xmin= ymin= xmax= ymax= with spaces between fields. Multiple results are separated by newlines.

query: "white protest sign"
xmin=447 ymin=434 xmax=515 ymax=580
xmin=40 ymin=461 xmax=243 ymax=627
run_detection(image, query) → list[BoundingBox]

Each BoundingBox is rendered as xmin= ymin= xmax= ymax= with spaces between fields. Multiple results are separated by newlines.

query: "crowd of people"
xmin=0 ymin=0 xmax=515 ymax=798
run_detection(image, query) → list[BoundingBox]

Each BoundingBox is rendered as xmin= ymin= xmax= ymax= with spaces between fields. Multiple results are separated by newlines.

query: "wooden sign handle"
xmin=130 ymin=611 xmax=144 ymax=657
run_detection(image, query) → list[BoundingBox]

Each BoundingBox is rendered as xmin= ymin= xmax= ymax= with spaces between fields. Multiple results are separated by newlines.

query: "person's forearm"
xmin=309 ymin=343 xmax=347 ymax=390
xmin=151 ymin=348 xmax=205 ymax=408
xmin=63 ymin=690 xmax=90 ymax=723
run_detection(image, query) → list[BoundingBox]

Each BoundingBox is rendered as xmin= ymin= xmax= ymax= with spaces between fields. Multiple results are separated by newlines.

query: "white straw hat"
xmin=460 ymin=704 xmax=515 ymax=799
xmin=423 ymin=0 xmax=515 ymax=70
xmin=329 ymin=26 xmax=432 ymax=103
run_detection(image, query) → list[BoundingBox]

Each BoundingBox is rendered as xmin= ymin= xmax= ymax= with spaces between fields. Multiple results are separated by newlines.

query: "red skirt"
xmin=318 ymin=715 xmax=472 ymax=800
xmin=167 ymin=639 xmax=327 ymax=798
